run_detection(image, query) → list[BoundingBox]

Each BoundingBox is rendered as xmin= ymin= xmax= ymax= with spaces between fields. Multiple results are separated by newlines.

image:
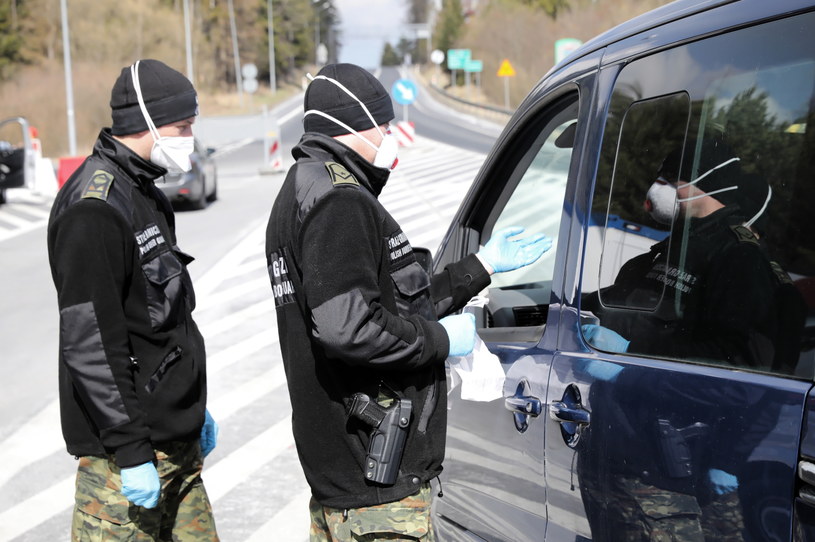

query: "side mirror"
xmin=413 ymin=247 xmax=433 ymax=276
xmin=206 ymin=147 xmax=216 ymax=156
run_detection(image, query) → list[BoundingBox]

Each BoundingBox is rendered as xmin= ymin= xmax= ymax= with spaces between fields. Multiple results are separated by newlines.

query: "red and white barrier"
xmin=260 ymin=113 xmax=286 ymax=175
xmin=393 ymin=121 xmax=415 ymax=147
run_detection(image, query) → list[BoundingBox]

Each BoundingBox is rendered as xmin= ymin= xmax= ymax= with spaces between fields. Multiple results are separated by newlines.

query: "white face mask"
xmin=150 ymin=136 xmax=195 ymax=174
xmin=131 ymin=61 xmax=194 ymax=174
xmin=646 ymin=180 xmax=678 ymax=225
xmin=303 ymin=74 xmax=399 ymax=171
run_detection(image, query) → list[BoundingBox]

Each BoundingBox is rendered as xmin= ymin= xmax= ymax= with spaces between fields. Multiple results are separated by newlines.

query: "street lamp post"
xmin=313 ymin=1 xmax=329 ymax=65
xmin=59 ymin=0 xmax=77 ymax=156
xmin=183 ymin=0 xmax=194 ymax=82
xmin=268 ymin=0 xmax=276 ymax=93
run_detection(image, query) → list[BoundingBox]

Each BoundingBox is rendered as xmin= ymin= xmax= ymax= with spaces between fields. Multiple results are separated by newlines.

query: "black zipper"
xmin=145 ymin=345 xmax=183 ymax=393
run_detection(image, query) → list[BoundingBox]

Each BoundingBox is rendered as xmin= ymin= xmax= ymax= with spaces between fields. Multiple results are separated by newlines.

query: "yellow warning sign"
xmin=497 ymin=59 xmax=516 ymax=77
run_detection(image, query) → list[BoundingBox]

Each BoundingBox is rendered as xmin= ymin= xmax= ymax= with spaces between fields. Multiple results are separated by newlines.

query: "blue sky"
xmin=335 ymin=0 xmax=408 ymax=67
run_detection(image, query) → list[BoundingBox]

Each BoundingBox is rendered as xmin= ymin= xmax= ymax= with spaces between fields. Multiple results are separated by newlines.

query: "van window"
xmin=482 ymin=99 xmax=576 ymax=328
xmin=581 ymin=12 xmax=815 ymax=378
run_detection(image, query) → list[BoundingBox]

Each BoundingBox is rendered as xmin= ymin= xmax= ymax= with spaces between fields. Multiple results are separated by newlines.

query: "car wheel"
xmin=190 ymin=181 xmax=207 ymax=210
xmin=206 ymin=170 xmax=218 ymax=203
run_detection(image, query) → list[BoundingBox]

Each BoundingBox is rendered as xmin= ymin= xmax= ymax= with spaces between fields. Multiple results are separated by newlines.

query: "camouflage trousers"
xmin=309 ymin=483 xmax=436 ymax=541
xmin=582 ymin=475 xmax=744 ymax=542
xmin=71 ymin=440 xmax=219 ymax=542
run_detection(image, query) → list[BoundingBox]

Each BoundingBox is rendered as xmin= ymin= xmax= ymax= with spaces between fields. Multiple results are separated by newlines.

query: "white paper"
xmin=446 ymin=334 xmax=506 ymax=402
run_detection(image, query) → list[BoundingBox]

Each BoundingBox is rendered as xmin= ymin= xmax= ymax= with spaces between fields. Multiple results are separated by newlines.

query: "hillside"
xmin=0 ymin=0 xmax=673 ymax=157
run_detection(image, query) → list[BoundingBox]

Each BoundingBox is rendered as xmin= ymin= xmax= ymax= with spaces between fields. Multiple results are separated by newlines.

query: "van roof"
xmin=554 ymin=0 xmax=737 ymax=69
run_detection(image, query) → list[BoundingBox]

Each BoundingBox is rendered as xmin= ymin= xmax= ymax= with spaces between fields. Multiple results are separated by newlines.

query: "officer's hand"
xmin=477 ymin=226 xmax=553 ymax=274
xmin=439 ymin=313 xmax=476 ymax=357
xmin=200 ymin=409 xmax=219 ymax=458
xmin=707 ymin=468 xmax=739 ymax=495
xmin=582 ymin=324 xmax=630 ymax=353
xmin=582 ymin=359 xmax=624 ymax=382
xmin=121 ymin=462 xmax=160 ymax=509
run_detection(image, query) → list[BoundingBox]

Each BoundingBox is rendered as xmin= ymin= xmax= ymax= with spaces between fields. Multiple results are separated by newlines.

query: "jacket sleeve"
xmin=430 ymin=254 xmax=491 ymax=317
xmin=301 ymin=188 xmax=450 ymax=371
xmin=50 ymin=200 xmax=154 ymax=467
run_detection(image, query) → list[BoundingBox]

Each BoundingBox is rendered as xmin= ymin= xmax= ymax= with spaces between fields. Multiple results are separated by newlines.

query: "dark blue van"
xmin=432 ymin=0 xmax=815 ymax=540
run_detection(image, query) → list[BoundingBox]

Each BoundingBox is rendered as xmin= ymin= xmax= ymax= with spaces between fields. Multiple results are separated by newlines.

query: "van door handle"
xmin=505 ymin=396 xmax=542 ymax=417
xmin=549 ymin=401 xmax=590 ymax=425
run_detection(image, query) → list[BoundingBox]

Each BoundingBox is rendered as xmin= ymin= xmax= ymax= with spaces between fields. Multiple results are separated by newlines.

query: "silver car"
xmin=157 ymin=139 xmax=217 ymax=210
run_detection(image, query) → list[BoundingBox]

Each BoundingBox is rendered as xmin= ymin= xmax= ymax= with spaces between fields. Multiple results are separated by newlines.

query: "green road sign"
xmin=555 ymin=38 xmax=583 ymax=64
xmin=447 ymin=49 xmax=471 ymax=70
xmin=464 ymin=59 xmax=483 ymax=73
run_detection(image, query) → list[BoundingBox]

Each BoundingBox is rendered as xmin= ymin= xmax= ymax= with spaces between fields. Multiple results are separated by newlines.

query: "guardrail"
xmin=425 ymin=81 xmax=515 ymax=123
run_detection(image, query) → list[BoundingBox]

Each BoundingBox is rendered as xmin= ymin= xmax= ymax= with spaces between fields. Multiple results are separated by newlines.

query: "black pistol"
xmin=347 ymin=392 xmax=412 ymax=485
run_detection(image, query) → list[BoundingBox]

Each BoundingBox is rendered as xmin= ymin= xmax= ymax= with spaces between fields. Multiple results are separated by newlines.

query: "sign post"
xmin=446 ymin=48 xmax=471 ymax=87
xmin=391 ymin=78 xmax=418 ymax=123
xmin=497 ymin=59 xmax=516 ymax=109
xmin=463 ymin=59 xmax=483 ymax=98
xmin=430 ymin=49 xmax=445 ymax=85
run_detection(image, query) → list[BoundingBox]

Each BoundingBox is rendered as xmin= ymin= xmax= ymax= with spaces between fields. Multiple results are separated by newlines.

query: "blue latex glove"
xmin=439 ymin=313 xmax=476 ymax=357
xmin=121 ymin=461 xmax=160 ymax=509
xmin=583 ymin=360 xmax=624 ymax=382
xmin=478 ymin=226 xmax=553 ymax=273
xmin=582 ymin=324 xmax=630 ymax=353
xmin=708 ymin=468 xmax=739 ymax=495
xmin=200 ymin=409 xmax=219 ymax=458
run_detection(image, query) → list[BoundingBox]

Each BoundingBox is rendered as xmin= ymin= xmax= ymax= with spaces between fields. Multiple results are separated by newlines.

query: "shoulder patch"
xmin=770 ymin=261 xmax=794 ymax=285
xmin=730 ymin=224 xmax=759 ymax=245
xmin=81 ymin=170 xmax=115 ymax=201
xmin=325 ymin=161 xmax=359 ymax=187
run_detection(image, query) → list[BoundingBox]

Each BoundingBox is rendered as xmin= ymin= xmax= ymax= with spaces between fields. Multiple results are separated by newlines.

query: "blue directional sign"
xmin=391 ymin=79 xmax=418 ymax=105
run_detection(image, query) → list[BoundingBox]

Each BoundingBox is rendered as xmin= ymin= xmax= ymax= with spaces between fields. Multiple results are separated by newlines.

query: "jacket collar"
xmin=293 ymin=132 xmax=391 ymax=197
xmin=94 ymin=128 xmax=168 ymax=188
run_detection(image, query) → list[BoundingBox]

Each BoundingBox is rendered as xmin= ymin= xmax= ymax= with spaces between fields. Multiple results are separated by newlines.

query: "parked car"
xmin=431 ymin=0 xmax=815 ymax=540
xmin=0 ymin=117 xmax=34 ymax=204
xmin=156 ymin=139 xmax=217 ymax=210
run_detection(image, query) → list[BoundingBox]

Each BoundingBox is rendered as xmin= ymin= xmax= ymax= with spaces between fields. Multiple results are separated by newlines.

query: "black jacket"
xmin=265 ymin=133 xmax=490 ymax=509
xmin=48 ymin=129 xmax=207 ymax=468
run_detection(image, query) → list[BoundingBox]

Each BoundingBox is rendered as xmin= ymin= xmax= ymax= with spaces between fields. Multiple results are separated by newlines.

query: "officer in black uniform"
xmin=48 ymin=59 xmax=219 ymax=540
xmin=265 ymin=63 xmax=551 ymax=541
xmin=580 ymin=139 xmax=792 ymax=541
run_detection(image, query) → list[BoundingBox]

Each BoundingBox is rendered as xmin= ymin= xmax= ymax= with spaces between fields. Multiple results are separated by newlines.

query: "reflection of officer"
xmin=265 ymin=63 xmax=551 ymax=541
xmin=48 ymin=60 xmax=218 ymax=540
xmin=585 ymin=139 xmax=779 ymax=367
xmin=579 ymin=139 xmax=795 ymax=540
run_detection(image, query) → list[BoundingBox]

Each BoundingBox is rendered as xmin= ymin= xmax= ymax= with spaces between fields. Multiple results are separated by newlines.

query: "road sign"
xmin=430 ymin=49 xmax=445 ymax=65
xmin=555 ymin=38 xmax=583 ymax=64
xmin=464 ymin=59 xmax=483 ymax=73
xmin=391 ymin=79 xmax=418 ymax=105
xmin=241 ymin=63 xmax=258 ymax=80
xmin=497 ymin=59 xmax=516 ymax=77
xmin=243 ymin=78 xmax=258 ymax=94
xmin=447 ymin=49 xmax=471 ymax=70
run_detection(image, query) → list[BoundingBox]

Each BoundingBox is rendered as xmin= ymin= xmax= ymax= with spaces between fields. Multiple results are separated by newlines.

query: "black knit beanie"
xmin=110 ymin=59 xmax=198 ymax=136
xmin=303 ymin=63 xmax=394 ymax=136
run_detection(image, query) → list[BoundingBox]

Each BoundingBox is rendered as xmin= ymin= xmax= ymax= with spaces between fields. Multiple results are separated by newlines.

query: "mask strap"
xmin=303 ymin=109 xmax=380 ymax=152
xmin=686 ymin=157 xmax=740 ymax=188
xmin=130 ymin=61 xmax=162 ymax=143
xmin=744 ymin=185 xmax=772 ymax=228
xmin=676 ymin=157 xmax=741 ymax=203
xmin=677 ymin=185 xmax=737 ymax=203
xmin=305 ymin=73 xmax=386 ymax=138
